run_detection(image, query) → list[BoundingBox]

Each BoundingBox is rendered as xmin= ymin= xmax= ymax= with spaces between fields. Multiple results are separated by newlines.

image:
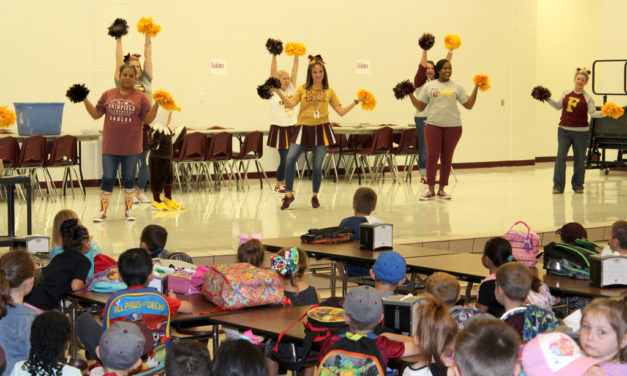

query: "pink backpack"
xmin=503 ymin=221 xmax=541 ymax=266
xmin=202 ymin=263 xmax=285 ymax=309
xmin=167 ymin=265 xmax=210 ymax=295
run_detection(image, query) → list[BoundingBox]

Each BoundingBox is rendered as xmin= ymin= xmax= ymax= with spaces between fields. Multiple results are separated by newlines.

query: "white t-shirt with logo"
xmin=417 ymin=80 xmax=469 ymax=127
xmin=269 ymin=83 xmax=298 ymax=126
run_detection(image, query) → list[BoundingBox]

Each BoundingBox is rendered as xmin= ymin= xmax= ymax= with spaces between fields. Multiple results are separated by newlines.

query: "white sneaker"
xmin=135 ymin=192 xmax=150 ymax=203
xmin=125 ymin=209 xmax=136 ymax=221
xmin=93 ymin=211 xmax=107 ymax=222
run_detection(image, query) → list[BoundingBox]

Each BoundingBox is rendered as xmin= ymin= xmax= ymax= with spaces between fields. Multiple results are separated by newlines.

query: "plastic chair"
xmin=0 ymin=137 xmax=24 ymax=200
xmin=15 ymin=135 xmax=55 ymax=199
xmin=391 ymin=128 xmax=419 ymax=182
xmin=172 ymin=132 xmax=207 ymax=191
xmin=204 ymin=132 xmax=236 ymax=190
xmin=347 ymin=127 xmax=399 ymax=183
xmin=322 ymin=132 xmax=349 ymax=182
xmin=45 ymin=135 xmax=85 ymax=198
xmin=231 ymin=131 xmax=271 ymax=189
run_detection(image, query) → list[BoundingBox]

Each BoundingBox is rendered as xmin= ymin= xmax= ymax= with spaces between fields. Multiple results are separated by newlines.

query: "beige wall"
xmin=0 ymin=0 xmax=623 ymax=180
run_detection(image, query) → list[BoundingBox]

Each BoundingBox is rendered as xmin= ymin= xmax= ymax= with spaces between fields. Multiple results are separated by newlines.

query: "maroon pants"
xmin=425 ymin=124 xmax=462 ymax=186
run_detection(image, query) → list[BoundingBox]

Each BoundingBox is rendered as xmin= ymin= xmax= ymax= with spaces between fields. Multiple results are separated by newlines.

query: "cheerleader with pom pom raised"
xmin=534 ymin=67 xmax=608 ymax=194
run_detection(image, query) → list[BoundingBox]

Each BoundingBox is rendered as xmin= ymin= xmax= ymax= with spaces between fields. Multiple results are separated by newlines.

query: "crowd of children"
xmin=0 ymin=203 xmax=625 ymax=376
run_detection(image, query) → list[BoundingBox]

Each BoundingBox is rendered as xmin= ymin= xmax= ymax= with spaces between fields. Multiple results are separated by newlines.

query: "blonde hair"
xmin=582 ymin=297 xmax=627 ymax=362
xmin=52 ymin=209 xmax=79 ymax=247
xmin=574 ymin=68 xmax=590 ymax=82
xmin=276 ymin=69 xmax=289 ymax=79
xmin=414 ymin=297 xmax=457 ymax=366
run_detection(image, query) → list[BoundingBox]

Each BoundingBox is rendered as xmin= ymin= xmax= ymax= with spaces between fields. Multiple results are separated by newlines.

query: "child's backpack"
xmin=543 ymin=240 xmax=601 ymax=280
xmin=88 ymin=266 xmax=127 ymax=293
xmin=102 ymin=286 xmax=171 ymax=376
xmin=502 ymin=305 xmax=559 ymax=342
xmin=301 ymin=226 xmax=355 ymax=244
xmin=201 ymin=263 xmax=284 ymax=309
xmin=503 ymin=221 xmax=541 ymax=266
xmin=316 ymin=332 xmax=385 ymax=376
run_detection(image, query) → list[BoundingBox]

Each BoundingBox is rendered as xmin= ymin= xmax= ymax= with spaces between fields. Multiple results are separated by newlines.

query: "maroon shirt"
xmin=96 ymin=88 xmax=151 ymax=155
xmin=558 ymin=92 xmax=590 ymax=128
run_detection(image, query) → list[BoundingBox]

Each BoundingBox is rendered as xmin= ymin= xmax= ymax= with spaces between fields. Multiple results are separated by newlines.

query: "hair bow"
xmin=271 ymin=247 xmax=299 ymax=276
xmin=308 ymin=54 xmax=325 ymax=65
xmin=238 ymin=329 xmax=259 ymax=345
xmin=239 ymin=232 xmax=263 ymax=246
xmin=576 ymin=66 xmax=591 ymax=75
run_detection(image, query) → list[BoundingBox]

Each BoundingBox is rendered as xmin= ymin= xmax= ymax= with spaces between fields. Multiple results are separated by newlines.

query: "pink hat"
xmin=522 ymin=332 xmax=599 ymax=376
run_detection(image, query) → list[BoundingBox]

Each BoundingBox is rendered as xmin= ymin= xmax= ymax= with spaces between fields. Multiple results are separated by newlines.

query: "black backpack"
xmin=301 ymin=226 xmax=355 ymax=244
xmin=543 ymin=240 xmax=601 ymax=279
xmin=316 ymin=332 xmax=385 ymax=376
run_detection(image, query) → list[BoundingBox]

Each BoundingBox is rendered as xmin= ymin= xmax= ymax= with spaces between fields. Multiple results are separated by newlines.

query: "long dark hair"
xmin=0 ymin=251 xmax=36 ymax=318
xmin=483 ymin=237 xmax=512 ymax=267
xmin=60 ymin=219 xmax=89 ymax=253
xmin=211 ymin=339 xmax=267 ymax=376
xmin=304 ymin=62 xmax=329 ymax=90
xmin=24 ymin=311 xmax=71 ymax=376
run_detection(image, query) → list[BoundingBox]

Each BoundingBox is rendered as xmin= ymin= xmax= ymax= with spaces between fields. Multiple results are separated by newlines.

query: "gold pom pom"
xmin=357 ymin=90 xmax=377 ymax=111
xmin=473 ymin=74 xmax=491 ymax=91
xmin=137 ymin=17 xmax=161 ymax=37
xmin=152 ymin=90 xmax=181 ymax=111
xmin=0 ymin=106 xmax=17 ymax=128
xmin=601 ymin=102 xmax=625 ymax=119
xmin=285 ymin=42 xmax=307 ymax=56
xmin=444 ymin=34 xmax=461 ymax=50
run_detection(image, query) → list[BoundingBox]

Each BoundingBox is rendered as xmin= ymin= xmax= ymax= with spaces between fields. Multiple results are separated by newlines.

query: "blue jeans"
xmin=414 ymin=116 xmax=427 ymax=174
xmin=285 ymin=143 xmax=327 ymax=193
xmin=276 ymin=148 xmax=289 ymax=182
xmin=136 ymin=149 xmax=149 ymax=190
xmin=101 ymin=153 xmax=141 ymax=192
xmin=553 ymin=127 xmax=589 ymax=192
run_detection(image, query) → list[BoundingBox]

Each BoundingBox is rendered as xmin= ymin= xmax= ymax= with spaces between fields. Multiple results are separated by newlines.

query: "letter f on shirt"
xmin=566 ymin=97 xmax=580 ymax=112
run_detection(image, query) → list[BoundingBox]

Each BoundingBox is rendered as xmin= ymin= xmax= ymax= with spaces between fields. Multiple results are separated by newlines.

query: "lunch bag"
xmin=301 ymin=226 xmax=355 ymax=244
xmin=503 ymin=221 xmax=541 ymax=266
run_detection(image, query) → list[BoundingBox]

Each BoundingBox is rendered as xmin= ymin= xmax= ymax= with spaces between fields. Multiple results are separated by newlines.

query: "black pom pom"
xmin=257 ymin=84 xmax=272 ymax=100
xmin=108 ymin=18 xmax=129 ymax=38
xmin=393 ymin=80 xmax=415 ymax=100
xmin=66 ymin=84 xmax=90 ymax=103
xmin=531 ymin=86 xmax=552 ymax=102
xmin=265 ymin=38 xmax=283 ymax=55
xmin=418 ymin=33 xmax=435 ymax=50
xmin=264 ymin=77 xmax=282 ymax=89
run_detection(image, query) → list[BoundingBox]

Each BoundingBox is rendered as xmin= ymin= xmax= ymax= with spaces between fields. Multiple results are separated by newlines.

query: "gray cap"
xmin=99 ymin=321 xmax=151 ymax=371
xmin=343 ymin=286 xmax=383 ymax=326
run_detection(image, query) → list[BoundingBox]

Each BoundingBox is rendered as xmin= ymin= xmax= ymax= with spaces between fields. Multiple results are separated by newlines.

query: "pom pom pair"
xmin=265 ymin=38 xmax=283 ymax=55
xmin=137 ymin=17 xmax=161 ymax=37
xmin=108 ymin=18 xmax=129 ymax=38
xmin=152 ymin=90 xmax=181 ymax=111
xmin=357 ymin=90 xmax=377 ymax=111
xmin=444 ymin=34 xmax=461 ymax=50
xmin=285 ymin=42 xmax=306 ymax=56
xmin=0 ymin=106 xmax=16 ymax=128
xmin=418 ymin=33 xmax=435 ymax=50
xmin=66 ymin=84 xmax=90 ymax=103
xmin=601 ymin=102 xmax=625 ymax=119
xmin=393 ymin=80 xmax=415 ymax=100
xmin=256 ymin=77 xmax=282 ymax=100
xmin=531 ymin=86 xmax=552 ymax=102
xmin=473 ymin=74 xmax=491 ymax=91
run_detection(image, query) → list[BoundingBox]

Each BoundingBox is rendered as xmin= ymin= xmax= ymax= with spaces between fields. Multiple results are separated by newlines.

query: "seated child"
xmin=340 ymin=187 xmax=382 ymax=276
xmin=317 ymin=285 xmax=418 ymax=368
xmin=525 ymin=267 xmax=554 ymax=312
xmin=25 ymin=219 xmax=91 ymax=311
xmin=165 ymin=341 xmax=211 ymax=376
xmin=496 ymin=262 xmax=559 ymax=342
xmin=237 ymin=234 xmax=264 ymax=267
xmin=212 ymin=339 xmax=266 ymax=376
xmin=370 ymin=251 xmax=407 ymax=298
xmin=0 ymin=251 xmax=38 ymax=376
xmin=476 ymin=237 xmax=512 ymax=317
xmin=95 ymin=321 xmax=154 ymax=376
xmin=140 ymin=225 xmax=171 ymax=259
xmin=11 ymin=311 xmax=81 ymax=376
xmin=49 ymin=209 xmax=102 ymax=280
xmin=579 ymin=297 xmax=627 ymax=376
xmin=606 ymin=220 xmax=627 ymax=255
xmin=452 ymin=317 xmax=520 ymax=376
xmin=522 ymin=332 xmax=600 ymax=376
xmin=426 ymin=272 xmax=481 ymax=329
xmin=265 ymin=248 xmax=319 ymax=376
xmin=403 ymin=297 xmax=457 ymax=376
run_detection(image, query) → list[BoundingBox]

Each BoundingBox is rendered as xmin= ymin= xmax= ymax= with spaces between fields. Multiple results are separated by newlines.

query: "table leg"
xmin=78 ymin=141 xmax=86 ymax=196
xmin=70 ymin=303 xmax=78 ymax=359
xmin=464 ymin=282 xmax=473 ymax=304
xmin=330 ymin=260 xmax=336 ymax=298
xmin=27 ymin=182 xmax=32 ymax=235
xmin=213 ymin=325 xmax=220 ymax=355
xmin=7 ymin=184 xmax=15 ymax=237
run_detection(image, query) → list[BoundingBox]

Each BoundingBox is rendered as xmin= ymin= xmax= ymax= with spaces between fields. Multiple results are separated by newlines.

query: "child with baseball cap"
xmin=317 ymin=285 xmax=418 ymax=368
xmin=369 ymin=251 xmax=407 ymax=298
xmin=95 ymin=321 xmax=154 ymax=376
xmin=522 ymin=332 xmax=599 ymax=376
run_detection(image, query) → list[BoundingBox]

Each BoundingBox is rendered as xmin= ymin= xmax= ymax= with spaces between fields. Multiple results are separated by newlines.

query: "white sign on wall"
xmin=210 ymin=59 xmax=227 ymax=75
xmin=356 ymin=60 xmax=371 ymax=75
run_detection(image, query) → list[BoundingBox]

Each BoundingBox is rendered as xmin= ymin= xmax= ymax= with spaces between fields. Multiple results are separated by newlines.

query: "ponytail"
xmin=0 ymin=274 xmax=12 ymax=318
xmin=60 ymin=219 xmax=89 ymax=253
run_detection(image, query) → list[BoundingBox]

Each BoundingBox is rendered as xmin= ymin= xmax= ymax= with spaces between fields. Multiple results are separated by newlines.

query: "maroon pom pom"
xmin=265 ymin=38 xmax=283 ymax=56
xmin=393 ymin=80 xmax=415 ymax=100
xmin=66 ymin=83 xmax=90 ymax=103
xmin=257 ymin=84 xmax=272 ymax=100
xmin=531 ymin=86 xmax=552 ymax=102
xmin=418 ymin=33 xmax=435 ymax=50
xmin=264 ymin=77 xmax=282 ymax=89
xmin=108 ymin=18 xmax=128 ymax=38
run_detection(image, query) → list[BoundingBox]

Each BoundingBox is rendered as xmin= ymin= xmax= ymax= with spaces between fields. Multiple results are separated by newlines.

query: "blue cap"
xmin=372 ymin=251 xmax=406 ymax=284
